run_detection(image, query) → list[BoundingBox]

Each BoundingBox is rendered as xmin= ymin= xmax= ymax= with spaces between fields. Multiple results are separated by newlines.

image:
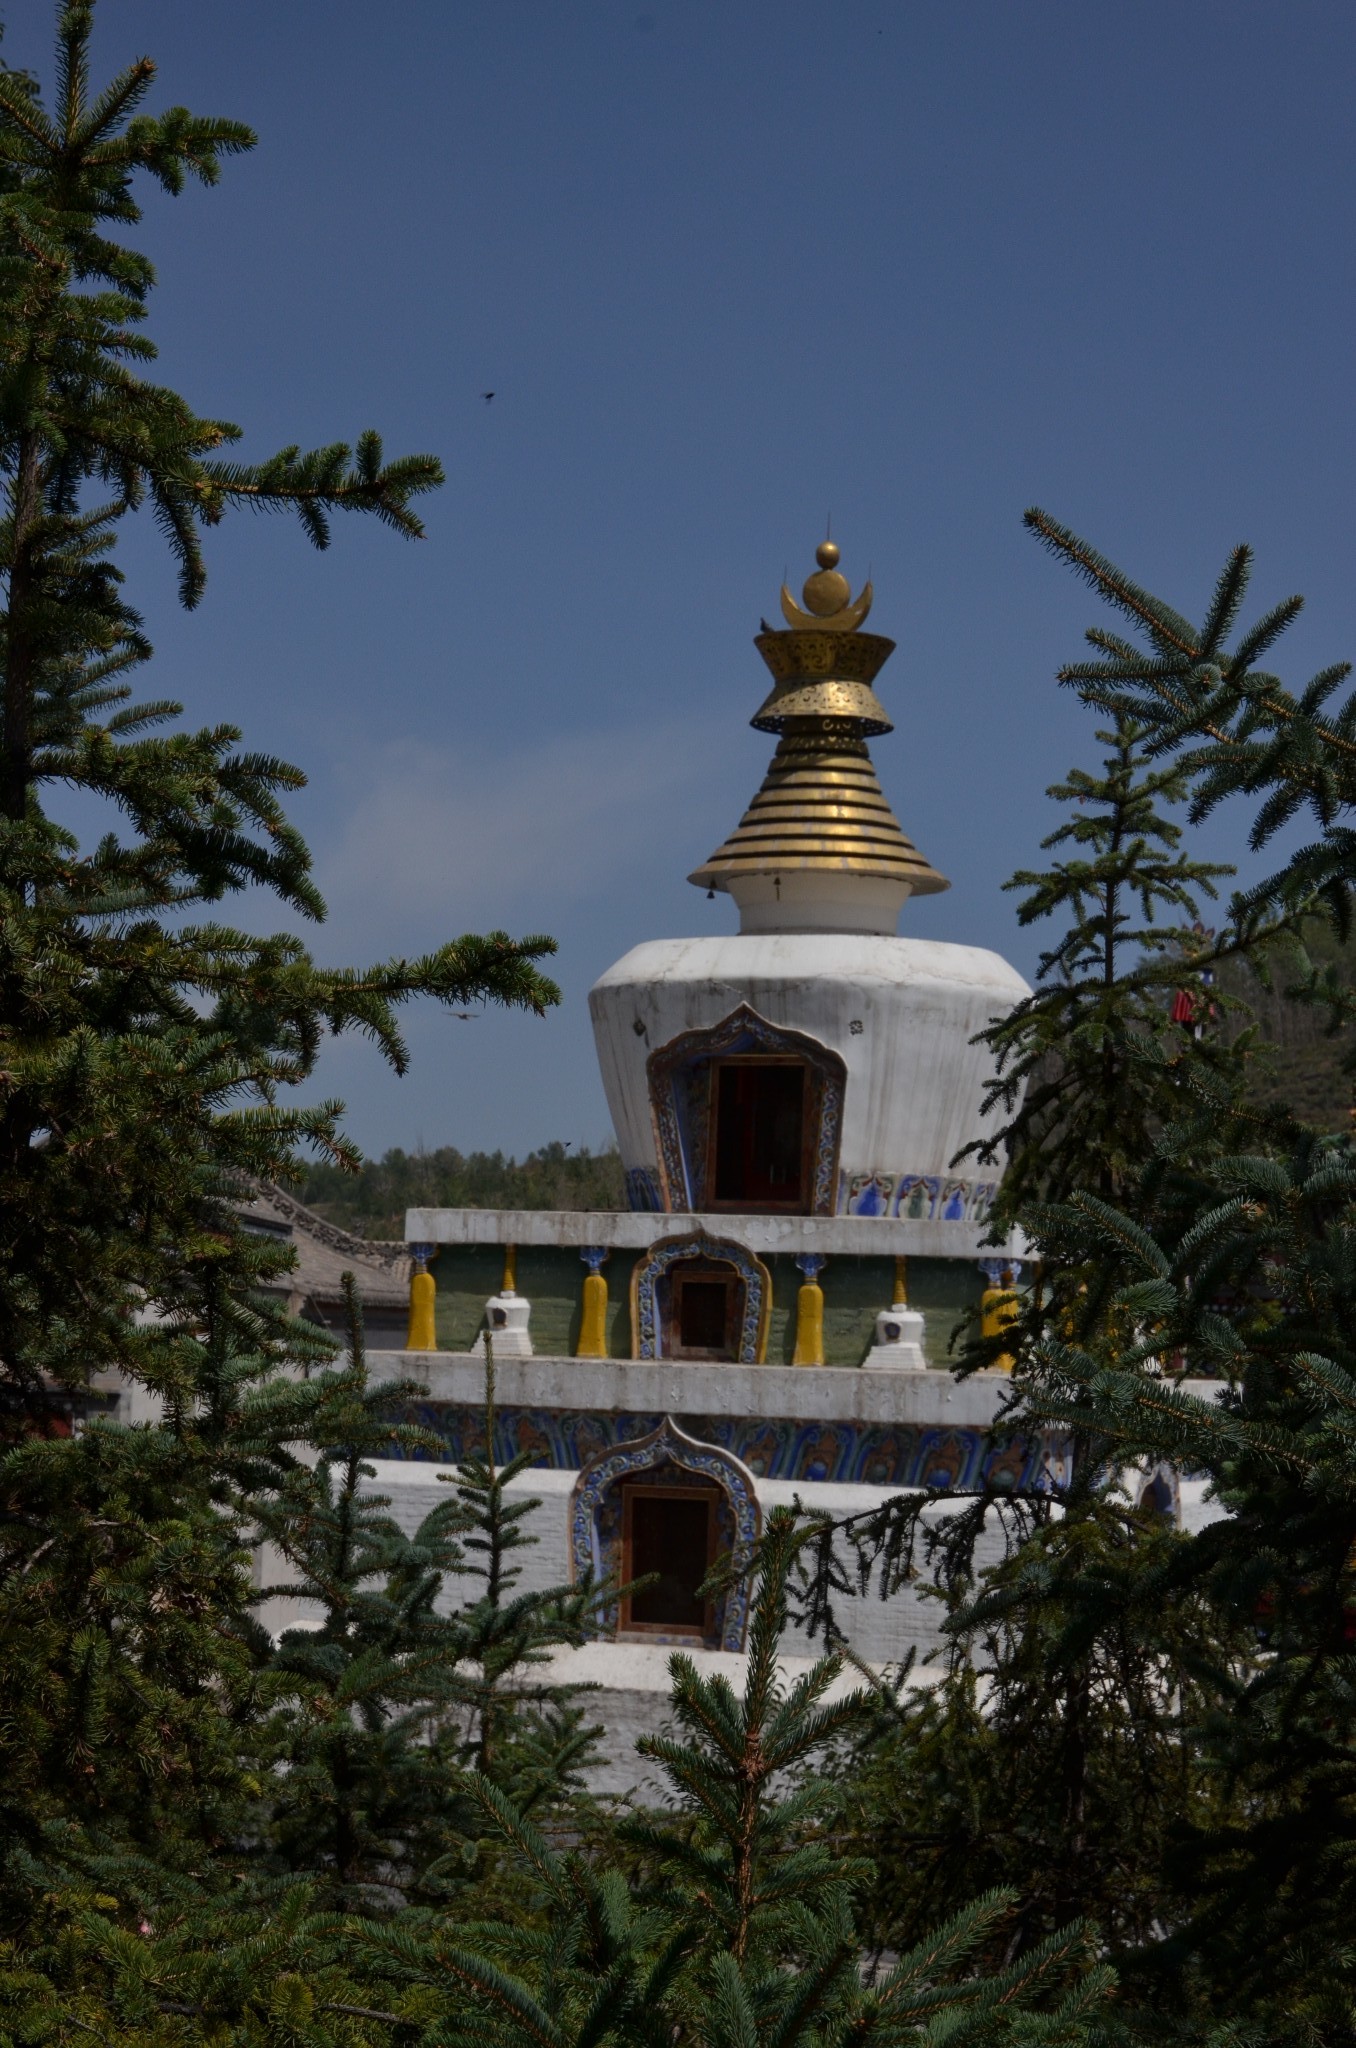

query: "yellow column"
xmin=501 ymin=1242 xmax=517 ymax=1294
xmin=792 ymin=1255 xmax=825 ymax=1366
xmin=576 ymin=1247 xmax=609 ymax=1358
xmin=893 ymin=1254 xmax=908 ymax=1307
xmin=980 ymin=1267 xmax=1020 ymax=1373
xmin=406 ymin=1246 xmax=437 ymax=1351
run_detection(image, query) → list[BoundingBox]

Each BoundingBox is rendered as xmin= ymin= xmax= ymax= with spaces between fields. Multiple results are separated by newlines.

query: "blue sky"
xmin=10 ymin=1 xmax=1356 ymax=1158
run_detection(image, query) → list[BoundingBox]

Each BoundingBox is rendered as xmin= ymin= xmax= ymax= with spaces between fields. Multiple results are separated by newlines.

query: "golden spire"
xmin=689 ymin=543 xmax=947 ymax=928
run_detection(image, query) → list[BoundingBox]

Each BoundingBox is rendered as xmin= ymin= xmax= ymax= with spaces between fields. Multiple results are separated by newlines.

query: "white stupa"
xmin=391 ymin=539 xmax=1057 ymax=1790
xmin=590 ymin=539 xmax=1028 ymax=1234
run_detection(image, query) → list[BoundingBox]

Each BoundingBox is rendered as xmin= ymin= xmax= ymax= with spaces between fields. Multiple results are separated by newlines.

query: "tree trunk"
xmin=4 ymin=432 xmax=42 ymax=822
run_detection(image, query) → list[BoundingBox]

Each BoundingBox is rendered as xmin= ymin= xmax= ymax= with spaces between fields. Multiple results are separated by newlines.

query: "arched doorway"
xmin=630 ymin=1232 xmax=771 ymax=1362
xmin=646 ymin=1005 xmax=845 ymax=1215
xmin=570 ymin=1418 xmax=761 ymax=1651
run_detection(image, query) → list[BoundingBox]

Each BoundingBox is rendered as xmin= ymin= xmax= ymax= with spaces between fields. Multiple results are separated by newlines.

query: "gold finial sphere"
xmin=776 ymin=537 xmax=875 ymax=632
xmin=802 ymin=540 xmax=851 ymax=616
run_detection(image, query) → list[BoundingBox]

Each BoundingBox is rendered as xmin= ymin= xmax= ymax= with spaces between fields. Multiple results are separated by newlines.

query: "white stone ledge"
xmin=375 ymin=1353 xmax=1018 ymax=1427
xmin=538 ymin=1640 xmax=922 ymax=1697
xmin=373 ymin=1355 xmax=1224 ymax=1432
xmin=404 ymin=1205 xmax=1024 ymax=1261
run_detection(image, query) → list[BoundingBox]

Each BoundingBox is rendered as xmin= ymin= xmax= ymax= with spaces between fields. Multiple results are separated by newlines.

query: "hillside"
xmin=1218 ymin=920 xmax=1356 ymax=1130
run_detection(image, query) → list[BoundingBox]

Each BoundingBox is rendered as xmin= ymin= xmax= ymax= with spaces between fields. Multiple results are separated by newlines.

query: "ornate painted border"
xmin=568 ymin=1416 xmax=762 ymax=1651
xmin=838 ymin=1171 xmax=999 ymax=1223
xmin=646 ymin=1004 xmax=845 ymax=1214
xmin=630 ymin=1231 xmax=772 ymax=1361
xmin=393 ymin=1397 xmax=1074 ymax=1494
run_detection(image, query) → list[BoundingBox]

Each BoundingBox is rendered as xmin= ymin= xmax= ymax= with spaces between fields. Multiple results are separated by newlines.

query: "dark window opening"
xmin=710 ymin=1058 xmax=809 ymax=1210
xmin=679 ymin=1278 xmax=730 ymax=1351
xmin=668 ymin=1265 xmax=740 ymax=1360
xmin=622 ymin=1486 xmax=716 ymax=1634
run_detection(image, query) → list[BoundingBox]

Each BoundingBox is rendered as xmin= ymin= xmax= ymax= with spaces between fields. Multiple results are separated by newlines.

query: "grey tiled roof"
xmin=240 ymin=1183 xmax=410 ymax=1310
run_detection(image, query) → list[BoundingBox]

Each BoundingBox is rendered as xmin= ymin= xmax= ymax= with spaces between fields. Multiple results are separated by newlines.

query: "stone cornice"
xmin=404 ymin=1205 xmax=1026 ymax=1262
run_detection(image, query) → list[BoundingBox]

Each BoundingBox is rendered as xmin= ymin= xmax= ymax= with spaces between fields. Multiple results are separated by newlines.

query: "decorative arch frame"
xmin=569 ymin=1416 xmax=762 ymax=1651
xmin=630 ymin=1231 xmax=771 ymax=1362
xmin=646 ymin=1004 xmax=846 ymax=1214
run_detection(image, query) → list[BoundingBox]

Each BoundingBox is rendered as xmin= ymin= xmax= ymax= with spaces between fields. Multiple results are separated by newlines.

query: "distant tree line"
xmin=302 ymin=1139 xmax=626 ymax=1237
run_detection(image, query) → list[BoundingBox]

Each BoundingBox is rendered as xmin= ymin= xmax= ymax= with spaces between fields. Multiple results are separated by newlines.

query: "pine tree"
xmin=793 ymin=518 xmax=1356 ymax=2037
xmin=970 ymin=512 xmax=1356 ymax=2036
xmin=0 ymin=2 xmax=562 ymax=1400
xmin=436 ymin=1344 xmax=606 ymax=1821
xmin=0 ymin=1515 xmax=1110 ymax=2044
xmin=254 ymin=1309 xmax=607 ymax=1916
xmin=810 ymin=711 xmax=1252 ymax=1990
xmin=344 ymin=1510 xmax=1112 ymax=2048
xmin=0 ymin=0 xmax=564 ymax=1975
xmin=1022 ymin=507 xmax=1356 ymax=945
xmin=0 ymin=1305 xmax=611 ymax=2027
xmin=828 ymin=1506 xmax=1252 ymax=1979
xmin=0 ymin=2 xmax=441 ymax=812
xmin=969 ymin=714 xmax=1235 ymax=1219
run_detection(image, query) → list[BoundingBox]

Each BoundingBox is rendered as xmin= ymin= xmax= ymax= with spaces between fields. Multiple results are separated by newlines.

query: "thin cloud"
xmin=315 ymin=719 xmax=713 ymax=955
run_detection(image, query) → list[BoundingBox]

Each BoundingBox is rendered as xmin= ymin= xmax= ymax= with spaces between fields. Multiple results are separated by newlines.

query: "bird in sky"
xmin=481 ymin=391 xmax=495 ymax=402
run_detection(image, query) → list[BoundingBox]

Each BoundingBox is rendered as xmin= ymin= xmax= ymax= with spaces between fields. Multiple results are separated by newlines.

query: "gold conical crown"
xmin=689 ymin=544 xmax=948 ymax=902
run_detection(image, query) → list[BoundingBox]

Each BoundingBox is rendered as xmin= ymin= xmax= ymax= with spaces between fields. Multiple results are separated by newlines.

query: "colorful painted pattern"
xmin=623 ymin=1160 xmax=999 ymax=1223
xmin=392 ymin=1400 xmax=1072 ymax=1494
xmin=841 ymin=1171 xmax=999 ymax=1222
xmin=631 ymin=1232 xmax=771 ymax=1362
xmin=625 ymin=1166 xmax=663 ymax=1213
xmin=569 ymin=1418 xmax=761 ymax=1651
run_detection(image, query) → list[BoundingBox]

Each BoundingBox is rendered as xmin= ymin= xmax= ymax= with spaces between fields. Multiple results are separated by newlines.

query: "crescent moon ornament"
xmin=779 ymin=540 xmax=874 ymax=632
xmin=780 ymin=580 xmax=874 ymax=632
